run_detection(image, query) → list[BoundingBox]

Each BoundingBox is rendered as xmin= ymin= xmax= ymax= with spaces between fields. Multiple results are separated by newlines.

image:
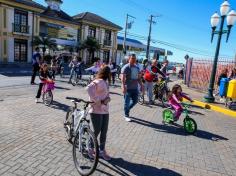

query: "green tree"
xmin=81 ymin=37 xmax=100 ymax=64
xmin=33 ymin=36 xmax=57 ymax=58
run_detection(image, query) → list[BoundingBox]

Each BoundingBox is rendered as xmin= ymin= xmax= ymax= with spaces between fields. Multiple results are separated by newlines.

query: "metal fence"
xmin=185 ymin=58 xmax=235 ymax=91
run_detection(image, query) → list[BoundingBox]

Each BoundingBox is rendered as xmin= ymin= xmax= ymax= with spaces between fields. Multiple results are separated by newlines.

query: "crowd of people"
xmin=30 ymin=49 xmax=193 ymax=161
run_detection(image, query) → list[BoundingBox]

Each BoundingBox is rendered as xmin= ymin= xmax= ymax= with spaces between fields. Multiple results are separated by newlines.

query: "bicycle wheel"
xmin=64 ymin=107 xmax=74 ymax=143
xmin=71 ymin=72 xmax=78 ymax=86
xmin=60 ymin=69 xmax=64 ymax=78
xmin=42 ymin=90 xmax=53 ymax=106
xmin=138 ymin=93 xmax=144 ymax=105
xmin=73 ymin=127 xmax=99 ymax=176
xmin=160 ymin=89 xmax=170 ymax=108
xmin=162 ymin=109 xmax=174 ymax=123
xmin=183 ymin=117 xmax=197 ymax=134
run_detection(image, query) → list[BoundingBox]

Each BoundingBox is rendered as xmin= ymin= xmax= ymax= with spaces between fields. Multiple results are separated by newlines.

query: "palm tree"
xmin=33 ymin=36 xmax=57 ymax=58
xmin=81 ymin=37 xmax=100 ymax=64
xmin=75 ymin=42 xmax=83 ymax=52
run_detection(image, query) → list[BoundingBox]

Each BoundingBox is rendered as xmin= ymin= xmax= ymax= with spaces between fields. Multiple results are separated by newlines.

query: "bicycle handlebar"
xmin=66 ymin=97 xmax=93 ymax=104
xmin=181 ymin=102 xmax=191 ymax=109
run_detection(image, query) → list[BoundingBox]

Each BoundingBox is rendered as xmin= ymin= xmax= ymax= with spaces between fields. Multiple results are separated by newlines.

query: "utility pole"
xmin=146 ymin=15 xmax=157 ymax=59
xmin=123 ymin=14 xmax=135 ymax=55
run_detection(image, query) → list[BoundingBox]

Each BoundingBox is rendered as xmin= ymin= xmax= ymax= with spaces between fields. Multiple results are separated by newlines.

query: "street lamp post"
xmin=204 ymin=0 xmax=236 ymax=103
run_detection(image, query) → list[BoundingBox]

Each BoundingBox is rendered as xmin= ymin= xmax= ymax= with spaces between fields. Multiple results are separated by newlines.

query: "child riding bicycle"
xmin=168 ymin=84 xmax=193 ymax=121
xmin=35 ymin=63 xmax=53 ymax=103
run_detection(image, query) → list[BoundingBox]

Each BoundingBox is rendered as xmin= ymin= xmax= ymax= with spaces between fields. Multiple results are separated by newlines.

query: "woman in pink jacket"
xmin=86 ymin=66 xmax=111 ymax=161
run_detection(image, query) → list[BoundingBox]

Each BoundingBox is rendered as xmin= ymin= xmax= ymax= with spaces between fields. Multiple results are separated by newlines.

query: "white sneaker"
xmin=35 ymin=98 xmax=39 ymax=103
xmin=124 ymin=117 xmax=131 ymax=122
xmin=220 ymin=98 xmax=225 ymax=103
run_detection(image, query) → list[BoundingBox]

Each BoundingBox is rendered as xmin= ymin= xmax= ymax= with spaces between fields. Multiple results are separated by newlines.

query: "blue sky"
xmin=35 ymin=0 xmax=236 ymax=63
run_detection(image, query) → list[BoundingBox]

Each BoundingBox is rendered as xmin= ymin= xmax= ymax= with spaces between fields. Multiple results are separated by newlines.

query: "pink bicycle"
xmin=42 ymin=80 xmax=55 ymax=106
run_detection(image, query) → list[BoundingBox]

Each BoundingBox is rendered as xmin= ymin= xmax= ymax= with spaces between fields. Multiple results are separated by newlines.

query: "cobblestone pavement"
xmin=0 ymin=77 xmax=236 ymax=176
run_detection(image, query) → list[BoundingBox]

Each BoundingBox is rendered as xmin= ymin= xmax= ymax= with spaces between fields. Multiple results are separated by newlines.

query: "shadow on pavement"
xmin=56 ymin=79 xmax=69 ymax=83
xmin=51 ymin=100 xmax=69 ymax=112
xmin=189 ymin=104 xmax=205 ymax=110
xmin=109 ymin=84 xmax=121 ymax=88
xmin=0 ymin=72 xmax=32 ymax=77
xmin=54 ymin=86 xmax=71 ymax=90
xmin=98 ymin=158 xmax=182 ymax=176
xmin=131 ymin=117 xmax=228 ymax=141
xmin=109 ymin=92 xmax=123 ymax=96
xmin=188 ymin=110 xmax=204 ymax=116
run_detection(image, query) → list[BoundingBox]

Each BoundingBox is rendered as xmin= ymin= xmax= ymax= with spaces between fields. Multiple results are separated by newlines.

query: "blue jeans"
xmin=124 ymin=89 xmax=139 ymax=117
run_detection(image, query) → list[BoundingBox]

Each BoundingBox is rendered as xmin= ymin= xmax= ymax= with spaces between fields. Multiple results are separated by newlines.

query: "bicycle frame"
xmin=182 ymin=103 xmax=190 ymax=117
xmin=42 ymin=82 xmax=55 ymax=93
xmin=72 ymin=102 xmax=90 ymax=135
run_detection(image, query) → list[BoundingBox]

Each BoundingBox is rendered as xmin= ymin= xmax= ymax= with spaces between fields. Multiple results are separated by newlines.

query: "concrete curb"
xmin=189 ymin=99 xmax=236 ymax=118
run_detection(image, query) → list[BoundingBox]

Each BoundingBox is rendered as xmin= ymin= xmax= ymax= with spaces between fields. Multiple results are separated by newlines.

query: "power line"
xmin=118 ymin=31 xmax=234 ymax=58
xmin=118 ymin=0 xmax=209 ymax=33
xmin=78 ymin=26 xmax=233 ymax=58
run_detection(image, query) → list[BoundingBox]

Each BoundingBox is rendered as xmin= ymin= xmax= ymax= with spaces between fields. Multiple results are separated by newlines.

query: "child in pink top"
xmin=86 ymin=66 xmax=111 ymax=161
xmin=168 ymin=84 xmax=193 ymax=121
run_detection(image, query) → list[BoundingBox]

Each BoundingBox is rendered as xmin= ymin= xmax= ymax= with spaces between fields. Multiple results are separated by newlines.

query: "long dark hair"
xmin=40 ymin=63 xmax=48 ymax=72
xmin=169 ymin=84 xmax=182 ymax=99
xmin=96 ymin=66 xmax=111 ymax=82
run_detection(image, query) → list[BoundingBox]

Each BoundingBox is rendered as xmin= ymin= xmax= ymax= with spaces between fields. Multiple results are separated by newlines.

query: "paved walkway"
xmin=0 ymin=77 xmax=236 ymax=176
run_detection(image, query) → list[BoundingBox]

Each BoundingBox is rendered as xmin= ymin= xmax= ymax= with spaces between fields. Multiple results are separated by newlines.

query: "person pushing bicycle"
xmin=143 ymin=59 xmax=165 ymax=104
xmin=35 ymin=63 xmax=53 ymax=103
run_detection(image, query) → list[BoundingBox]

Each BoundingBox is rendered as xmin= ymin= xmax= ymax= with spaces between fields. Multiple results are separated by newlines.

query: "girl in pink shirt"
xmin=168 ymin=84 xmax=193 ymax=121
xmin=86 ymin=66 xmax=111 ymax=161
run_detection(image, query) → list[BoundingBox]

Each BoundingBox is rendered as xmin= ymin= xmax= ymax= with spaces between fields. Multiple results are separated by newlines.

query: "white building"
xmin=116 ymin=36 xmax=173 ymax=64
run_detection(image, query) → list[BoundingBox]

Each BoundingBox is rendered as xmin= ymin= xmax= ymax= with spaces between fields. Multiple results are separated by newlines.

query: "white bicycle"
xmin=64 ymin=97 xmax=99 ymax=176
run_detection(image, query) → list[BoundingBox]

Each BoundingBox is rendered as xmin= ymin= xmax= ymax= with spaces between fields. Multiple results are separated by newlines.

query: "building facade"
xmin=0 ymin=0 xmax=122 ymax=65
xmin=73 ymin=12 xmax=122 ymax=64
xmin=39 ymin=0 xmax=79 ymax=52
xmin=0 ymin=0 xmax=44 ymax=63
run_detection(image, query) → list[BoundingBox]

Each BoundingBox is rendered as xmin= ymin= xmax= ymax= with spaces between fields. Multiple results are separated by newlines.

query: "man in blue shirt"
xmin=30 ymin=47 xmax=41 ymax=85
xmin=121 ymin=54 xmax=143 ymax=122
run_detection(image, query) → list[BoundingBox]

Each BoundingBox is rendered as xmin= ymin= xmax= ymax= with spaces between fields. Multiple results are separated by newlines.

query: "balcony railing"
xmin=103 ymin=39 xmax=112 ymax=46
xmin=12 ymin=23 xmax=29 ymax=34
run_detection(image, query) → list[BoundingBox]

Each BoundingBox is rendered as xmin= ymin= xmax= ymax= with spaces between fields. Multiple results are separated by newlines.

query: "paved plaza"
xmin=0 ymin=76 xmax=236 ymax=176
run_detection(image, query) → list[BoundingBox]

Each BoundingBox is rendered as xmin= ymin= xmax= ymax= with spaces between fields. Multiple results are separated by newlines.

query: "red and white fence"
xmin=185 ymin=58 xmax=235 ymax=91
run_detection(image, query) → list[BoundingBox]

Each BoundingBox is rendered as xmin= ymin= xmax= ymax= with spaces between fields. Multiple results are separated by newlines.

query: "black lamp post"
xmin=204 ymin=0 xmax=236 ymax=103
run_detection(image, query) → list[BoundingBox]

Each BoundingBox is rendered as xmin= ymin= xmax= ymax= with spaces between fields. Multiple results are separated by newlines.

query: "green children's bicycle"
xmin=162 ymin=103 xmax=197 ymax=134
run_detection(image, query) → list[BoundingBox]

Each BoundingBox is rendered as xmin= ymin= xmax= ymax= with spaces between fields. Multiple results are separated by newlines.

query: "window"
xmin=14 ymin=10 xmax=28 ymax=33
xmin=3 ymin=8 xmax=7 ymax=28
xmin=105 ymin=30 xmax=111 ymax=40
xmin=88 ymin=26 xmax=96 ymax=38
xmin=77 ymin=28 xmax=81 ymax=41
xmin=103 ymin=50 xmax=110 ymax=63
xmin=3 ymin=40 xmax=7 ymax=55
xmin=14 ymin=39 xmax=28 ymax=62
xmin=104 ymin=30 xmax=111 ymax=46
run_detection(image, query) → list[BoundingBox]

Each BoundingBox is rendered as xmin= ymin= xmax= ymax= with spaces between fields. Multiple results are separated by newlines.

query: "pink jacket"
xmin=169 ymin=93 xmax=192 ymax=106
xmin=86 ymin=79 xmax=109 ymax=114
